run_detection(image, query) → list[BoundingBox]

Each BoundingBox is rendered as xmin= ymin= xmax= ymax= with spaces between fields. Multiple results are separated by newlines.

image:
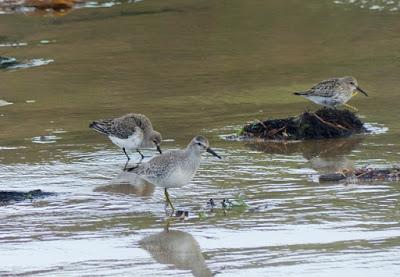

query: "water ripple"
xmin=0 ymin=142 xmax=399 ymax=275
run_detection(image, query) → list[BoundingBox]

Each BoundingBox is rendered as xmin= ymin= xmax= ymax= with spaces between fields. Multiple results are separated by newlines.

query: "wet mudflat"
xmin=0 ymin=0 xmax=400 ymax=276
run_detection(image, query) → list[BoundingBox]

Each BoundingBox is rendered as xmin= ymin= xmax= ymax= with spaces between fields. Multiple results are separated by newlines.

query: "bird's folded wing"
xmin=307 ymin=79 xmax=339 ymax=97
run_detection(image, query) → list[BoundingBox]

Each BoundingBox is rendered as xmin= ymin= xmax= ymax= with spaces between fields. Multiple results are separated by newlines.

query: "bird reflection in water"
xmin=95 ymin=171 xmax=155 ymax=197
xmin=246 ymin=137 xmax=364 ymax=173
xmin=140 ymin=222 xmax=213 ymax=277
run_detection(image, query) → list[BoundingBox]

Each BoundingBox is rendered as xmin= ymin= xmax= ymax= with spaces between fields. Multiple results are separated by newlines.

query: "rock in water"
xmin=0 ymin=189 xmax=55 ymax=203
xmin=0 ymin=56 xmax=18 ymax=69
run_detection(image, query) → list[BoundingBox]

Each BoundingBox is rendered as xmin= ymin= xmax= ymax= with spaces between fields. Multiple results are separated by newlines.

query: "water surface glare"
xmin=1 ymin=0 xmax=400 ymax=276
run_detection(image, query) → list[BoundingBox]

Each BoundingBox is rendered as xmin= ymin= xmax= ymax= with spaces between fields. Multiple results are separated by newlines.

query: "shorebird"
xmin=127 ymin=136 xmax=221 ymax=211
xmin=89 ymin=113 xmax=162 ymax=163
xmin=293 ymin=76 xmax=368 ymax=111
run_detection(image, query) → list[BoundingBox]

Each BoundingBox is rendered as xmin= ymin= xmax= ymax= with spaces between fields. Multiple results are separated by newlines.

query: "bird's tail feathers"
xmin=293 ymin=91 xmax=307 ymax=96
xmin=89 ymin=121 xmax=109 ymax=135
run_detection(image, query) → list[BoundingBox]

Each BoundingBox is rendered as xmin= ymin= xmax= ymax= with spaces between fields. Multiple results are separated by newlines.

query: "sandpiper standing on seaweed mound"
xmin=127 ymin=136 xmax=221 ymax=212
xmin=293 ymin=76 xmax=368 ymax=111
xmin=89 ymin=113 xmax=162 ymax=163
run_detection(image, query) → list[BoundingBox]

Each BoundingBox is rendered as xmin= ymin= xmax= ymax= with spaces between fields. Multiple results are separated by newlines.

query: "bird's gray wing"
xmin=90 ymin=114 xmax=143 ymax=139
xmin=305 ymin=78 xmax=340 ymax=97
xmin=111 ymin=113 xmax=155 ymax=139
xmin=131 ymin=151 xmax=181 ymax=178
xmin=110 ymin=116 xmax=140 ymax=139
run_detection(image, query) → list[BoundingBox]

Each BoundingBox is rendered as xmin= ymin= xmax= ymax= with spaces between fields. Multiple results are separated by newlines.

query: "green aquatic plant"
xmin=197 ymin=211 xmax=207 ymax=220
xmin=232 ymin=194 xmax=249 ymax=208
xmin=236 ymin=126 xmax=245 ymax=136
xmin=196 ymin=195 xmax=250 ymax=220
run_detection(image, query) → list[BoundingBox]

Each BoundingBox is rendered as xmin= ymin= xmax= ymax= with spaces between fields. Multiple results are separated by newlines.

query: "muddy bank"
xmin=240 ymin=108 xmax=366 ymax=141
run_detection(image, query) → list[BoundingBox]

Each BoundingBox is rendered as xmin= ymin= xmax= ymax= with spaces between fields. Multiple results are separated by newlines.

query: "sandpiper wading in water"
xmin=127 ymin=136 xmax=221 ymax=211
xmin=89 ymin=113 xmax=162 ymax=165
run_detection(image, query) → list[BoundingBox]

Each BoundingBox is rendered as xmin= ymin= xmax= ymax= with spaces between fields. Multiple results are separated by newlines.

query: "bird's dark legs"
xmin=164 ymin=188 xmax=175 ymax=212
xmin=123 ymin=148 xmax=130 ymax=170
xmin=123 ymin=149 xmax=146 ymax=170
xmin=123 ymin=148 xmax=130 ymax=161
xmin=137 ymin=149 xmax=145 ymax=161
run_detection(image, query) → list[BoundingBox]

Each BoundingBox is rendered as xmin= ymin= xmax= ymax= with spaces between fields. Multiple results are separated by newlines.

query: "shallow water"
xmin=1 ymin=0 xmax=400 ymax=276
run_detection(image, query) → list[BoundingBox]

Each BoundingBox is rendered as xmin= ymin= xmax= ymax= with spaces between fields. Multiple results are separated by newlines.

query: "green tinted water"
xmin=0 ymin=0 xmax=399 ymax=276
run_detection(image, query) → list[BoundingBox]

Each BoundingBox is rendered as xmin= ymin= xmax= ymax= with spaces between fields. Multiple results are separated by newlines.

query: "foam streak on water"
xmin=333 ymin=0 xmax=400 ymax=12
xmin=7 ymin=59 xmax=54 ymax=70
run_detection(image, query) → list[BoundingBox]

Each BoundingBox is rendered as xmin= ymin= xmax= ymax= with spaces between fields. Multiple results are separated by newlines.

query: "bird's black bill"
xmin=356 ymin=86 xmax=368 ymax=97
xmin=156 ymin=144 xmax=162 ymax=154
xmin=206 ymin=147 xmax=221 ymax=159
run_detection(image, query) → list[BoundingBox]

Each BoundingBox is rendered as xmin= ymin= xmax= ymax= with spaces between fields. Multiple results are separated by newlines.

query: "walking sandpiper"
xmin=126 ymin=136 xmax=221 ymax=212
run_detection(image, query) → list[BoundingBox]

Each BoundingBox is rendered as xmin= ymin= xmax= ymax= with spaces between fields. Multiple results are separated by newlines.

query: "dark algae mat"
xmin=241 ymin=108 xmax=366 ymax=141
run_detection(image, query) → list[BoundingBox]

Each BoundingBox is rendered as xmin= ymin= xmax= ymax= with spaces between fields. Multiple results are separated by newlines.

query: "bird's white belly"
xmin=307 ymin=96 xmax=337 ymax=107
xmin=159 ymin=168 xmax=196 ymax=188
xmin=109 ymin=133 xmax=143 ymax=150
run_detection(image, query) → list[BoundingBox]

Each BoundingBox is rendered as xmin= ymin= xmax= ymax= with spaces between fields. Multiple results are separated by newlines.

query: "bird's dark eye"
xmin=350 ymin=82 xmax=354 ymax=85
xmin=197 ymin=143 xmax=202 ymax=146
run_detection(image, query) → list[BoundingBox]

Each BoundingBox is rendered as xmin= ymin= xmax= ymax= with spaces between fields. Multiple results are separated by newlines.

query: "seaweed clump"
xmin=319 ymin=167 xmax=400 ymax=182
xmin=241 ymin=108 xmax=366 ymax=140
